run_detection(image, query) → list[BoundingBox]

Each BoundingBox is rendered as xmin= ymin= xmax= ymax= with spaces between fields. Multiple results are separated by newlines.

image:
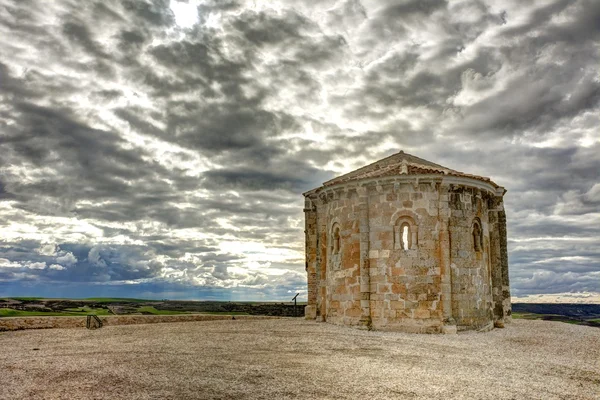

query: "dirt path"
xmin=0 ymin=319 xmax=598 ymax=399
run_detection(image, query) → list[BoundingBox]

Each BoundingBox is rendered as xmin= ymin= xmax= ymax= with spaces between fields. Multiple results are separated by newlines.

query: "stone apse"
xmin=303 ymin=151 xmax=511 ymax=333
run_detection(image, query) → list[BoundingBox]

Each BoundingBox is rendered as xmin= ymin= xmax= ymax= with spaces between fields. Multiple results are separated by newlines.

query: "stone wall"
xmin=0 ymin=314 xmax=280 ymax=332
xmin=365 ymin=181 xmax=444 ymax=333
xmin=320 ymin=188 xmax=363 ymax=326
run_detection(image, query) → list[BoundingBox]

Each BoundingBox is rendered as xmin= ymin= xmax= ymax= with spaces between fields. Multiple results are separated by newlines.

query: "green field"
xmin=63 ymin=306 xmax=112 ymax=315
xmin=7 ymin=297 xmax=46 ymax=301
xmin=135 ymin=307 xmax=248 ymax=316
xmin=197 ymin=311 xmax=250 ymax=316
xmin=0 ymin=307 xmax=252 ymax=317
xmin=137 ymin=306 xmax=188 ymax=315
xmin=0 ymin=308 xmax=110 ymax=317
xmin=1 ymin=298 xmax=305 ymax=318
xmin=511 ymin=312 xmax=599 ymax=327
xmin=512 ymin=312 xmax=541 ymax=319
xmin=83 ymin=298 xmax=150 ymax=303
xmin=1 ymin=297 xmax=151 ymax=303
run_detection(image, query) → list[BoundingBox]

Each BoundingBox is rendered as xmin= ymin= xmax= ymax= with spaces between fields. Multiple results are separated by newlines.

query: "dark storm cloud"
xmin=92 ymin=2 xmax=127 ymax=22
xmin=164 ymin=103 xmax=285 ymax=152
xmin=363 ymin=0 xmax=448 ymax=43
xmin=62 ymin=20 xmax=111 ymax=60
xmin=388 ymin=0 xmax=447 ymax=15
xmin=1 ymin=51 xmax=298 ymax=235
xmin=201 ymin=160 xmax=334 ymax=192
xmin=458 ymin=67 xmax=600 ymax=137
xmin=1 ymin=99 xmax=166 ymax=215
xmin=0 ymin=62 xmax=37 ymax=98
xmin=0 ymin=0 xmax=307 ymax=296
xmin=203 ymin=168 xmax=307 ymax=192
xmin=92 ymin=89 xmax=125 ymax=101
xmin=0 ymin=180 xmax=13 ymax=200
xmin=115 ymin=29 xmax=149 ymax=53
xmin=131 ymin=6 xmax=347 ymax=159
xmin=0 ymin=0 xmax=598 ymax=300
xmin=231 ymin=9 xmax=305 ymax=45
xmin=148 ymin=38 xmax=246 ymax=90
xmin=229 ymin=6 xmax=348 ymax=66
xmin=122 ymin=0 xmax=175 ymax=27
xmin=113 ymin=6 xmax=344 ymax=196
xmin=449 ymin=3 xmax=600 ymax=139
xmin=197 ymin=0 xmax=241 ymax=15
xmin=501 ymin=0 xmax=598 ymax=42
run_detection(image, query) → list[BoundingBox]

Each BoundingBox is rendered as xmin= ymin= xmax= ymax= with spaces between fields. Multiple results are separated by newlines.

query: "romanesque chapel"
xmin=303 ymin=151 xmax=511 ymax=333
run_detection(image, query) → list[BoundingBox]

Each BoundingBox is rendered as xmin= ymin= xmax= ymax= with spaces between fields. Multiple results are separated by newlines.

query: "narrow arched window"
xmin=400 ymin=222 xmax=410 ymax=250
xmin=472 ymin=220 xmax=482 ymax=252
xmin=394 ymin=216 xmax=417 ymax=250
xmin=332 ymin=226 xmax=340 ymax=254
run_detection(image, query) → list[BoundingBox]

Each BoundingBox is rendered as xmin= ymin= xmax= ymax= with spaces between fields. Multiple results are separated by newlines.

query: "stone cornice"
xmin=304 ymin=174 xmax=504 ymax=200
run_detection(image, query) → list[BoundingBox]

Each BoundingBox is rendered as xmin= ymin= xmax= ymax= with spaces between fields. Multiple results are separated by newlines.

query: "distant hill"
xmin=512 ymin=303 xmax=600 ymax=319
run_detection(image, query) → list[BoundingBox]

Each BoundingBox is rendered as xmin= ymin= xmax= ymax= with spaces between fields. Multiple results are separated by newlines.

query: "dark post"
xmin=292 ymin=293 xmax=299 ymax=317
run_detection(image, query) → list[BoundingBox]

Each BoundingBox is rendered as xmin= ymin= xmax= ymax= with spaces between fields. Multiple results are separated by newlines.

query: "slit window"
xmin=473 ymin=221 xmax=482 ymax=252
xmin=400 ymin=223 xmax=410 ymax=250
xmin=394 ymin=217 xmax=417 ymax=250
xmin=332 ymin=226 xmax=340 ymax=254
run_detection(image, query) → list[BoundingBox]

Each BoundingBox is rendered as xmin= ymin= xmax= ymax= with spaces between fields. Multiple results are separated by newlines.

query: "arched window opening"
xmin=472 ymin=221 xmax=482 ymax=252
xmin=400 ymin=223 xmax=410 ymax=250
xmin=394 ymin=216 xmax=417 ymax=251
xmin=332 ymin=226 xmax=341 ymax=254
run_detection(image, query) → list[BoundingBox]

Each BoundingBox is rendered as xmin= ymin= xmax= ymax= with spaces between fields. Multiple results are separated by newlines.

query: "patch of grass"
xmin=511 ymin=312 xmax=541 ymax=320
xmin=0 ymin=307 xmax=111 ymax=317
xmin=512 ymin=312 xmax=600 ymax=327
xmin=136 ymin=306 xmax=188 ymax=315
xmin=563 ymin=320 xmax=585 ymax=325
xmin=198 ymin=311 xmax=250 ymax=316
xmin=9 ymin=297 xmax=45 ymax=301
xmin=63 ymin=307 xmax=112 ymax=315
xmin=0 ymin=308 xmax=77 ymax=317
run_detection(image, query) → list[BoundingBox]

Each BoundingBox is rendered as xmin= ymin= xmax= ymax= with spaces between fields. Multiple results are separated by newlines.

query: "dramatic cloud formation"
xmin=0 ymin=0 xmax=598 ymax=301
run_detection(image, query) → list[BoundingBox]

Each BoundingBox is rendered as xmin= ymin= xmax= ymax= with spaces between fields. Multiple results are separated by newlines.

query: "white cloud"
xmin=585 ymin=183 xmax=600 ymax=201
xmin=0 ymin=258 xmax=22 ymax=268
xmin=56 ymin=252 xmax=78 ymax=267
xmin=38 ymin=242 xmax=58 ymax=256
xmin=25 ymin=261 xmax=46 ymax=270
xmin=87 ymin=246 xmax=107 ymax=267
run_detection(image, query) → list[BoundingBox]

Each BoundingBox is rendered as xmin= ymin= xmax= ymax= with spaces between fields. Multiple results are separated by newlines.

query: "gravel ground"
xmin=0 ymin=318 xmax=598 ymax=400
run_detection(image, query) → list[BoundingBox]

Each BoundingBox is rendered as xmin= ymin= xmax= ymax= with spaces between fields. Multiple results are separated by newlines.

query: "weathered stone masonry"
xmin=304 ymin=151 xmax=511 ymax=333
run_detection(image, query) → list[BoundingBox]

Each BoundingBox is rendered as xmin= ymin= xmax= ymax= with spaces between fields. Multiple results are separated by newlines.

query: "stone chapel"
xmin=303 ymin=151 xmax=511 ymax=333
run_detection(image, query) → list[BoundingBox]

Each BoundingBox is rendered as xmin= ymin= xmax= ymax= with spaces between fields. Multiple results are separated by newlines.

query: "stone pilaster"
xmin=498 ymin=205 xmax=512 ymax=321
xmin=316 ymin=195 xmax=328 ymax=322
xmin=488 ymin=196 xmax=511 ymax=323
xmin=437 ymin=184 xmax=455 ymax=328
xmin=357 ymin=185 xmax=372 ymax=329
xmin=304 ymin=196 xmax=317 ymax=319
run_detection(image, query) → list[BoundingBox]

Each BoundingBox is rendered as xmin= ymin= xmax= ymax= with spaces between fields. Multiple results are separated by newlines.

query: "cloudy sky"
xmin=0 ymin=0 xmax=598 ymax=302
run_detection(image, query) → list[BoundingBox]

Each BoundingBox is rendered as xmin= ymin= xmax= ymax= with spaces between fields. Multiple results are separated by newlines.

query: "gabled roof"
xmin=318 ymin=150 xmax=500 ymax=189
